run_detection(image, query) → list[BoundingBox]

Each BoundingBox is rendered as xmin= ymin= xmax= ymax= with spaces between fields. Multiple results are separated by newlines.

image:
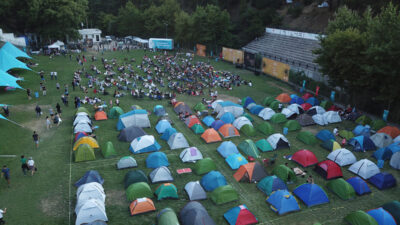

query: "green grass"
xmin=0 ymin=49 xmax=398 ymax=225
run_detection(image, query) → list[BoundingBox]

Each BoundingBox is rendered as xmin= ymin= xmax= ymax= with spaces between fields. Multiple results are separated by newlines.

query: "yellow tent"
xmin=73 ymin=137 xmax=99 ymax=151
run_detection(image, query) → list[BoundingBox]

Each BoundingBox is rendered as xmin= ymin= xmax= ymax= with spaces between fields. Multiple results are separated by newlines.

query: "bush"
xmin=287 ymin=3 xmax=304 ymax=18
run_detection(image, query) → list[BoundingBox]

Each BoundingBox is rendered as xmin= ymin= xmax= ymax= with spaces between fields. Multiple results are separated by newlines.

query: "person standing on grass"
xmin=21 ymin=155 xmax=28 ymax=176
xmin=32 ymin=131 xmax=39 ymax=149
xmin=56 ymin=103 xmax=62 ymax=117
xmin=35 ymin=104 xmax=41 ymax=117
xmin=27 ymin=88 xmax=32 ymax=100
xmin=46 ymin=116 xmax=52 ymax=130
xmin=42 ymin=85 xmax=46 ymax=96
xmin=27 ymin=157 xmax=36 ymax=176
xmin=2 ymin=106 xmax=9 ymax=117
xmin=0 ymin=208 xmax=7 ymax=224
xmin=1 ymin=165 xmax=10 ymax=187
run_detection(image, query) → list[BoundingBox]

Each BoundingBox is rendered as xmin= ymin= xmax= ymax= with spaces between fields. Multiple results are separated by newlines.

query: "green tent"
xmin=126 ymin=182 xmax=153 ymax=201
xmin=256 ymin=139 xmax=273 ymax=152
xmin=155 ymin=183 xmax=179 ymax=200
xmin=194 ymin=158 xmax=217 ymax=175
xmin=355 ymin=115 xmax=372 ymax=126
xmin=76 ymin=107 xmax=90 ymax=115
xmin=296 ymin=131 xmax=317 ymax=145
xmin=270 ymin=113 xmax=287 ymax=124
xmin=320 ymin=100 xmax=333 ymax=110
xmin=263 ymin=96 xmax=276 ymax=106
xmin=257 ymin=175 xmax=286 ymax=195
xmin=327 ymin=178 xmax=356 ymax=200
xmin=284 ymin=120 xmax=301 ymax=131
xmin=344 ymin=210 xmax=379 ymax=225
xmin=210 ymin=185 xmax=239 ymax=205
xmin=269 ymin=101 xmax=280 ymax=111
xmin=157 ymin=208 xmax=180 ymax=225
xmin=238 ymin=139 xmax=260 ymax=158
xmin=75 ymin=144 xmax=95 ymax=162
xmin=194 ymin=102 xmax=206 ymax=112
xmin=272 ymin=165 xmax=297 ymax=183
xmin=243 ymin=113 xmax=254 ymax=122
xmin=240 ymin=124 xmax=256 ymax=137
xmin=191 ymin=123 xmax=205 ymax=134
xmin=102 ymin=141 xmax=117 ymax=158
xmin=108 ymin=106 xmax=124 ymax=119
xmin=257 ymin=122 xmax=274 ymax=135
xmin=124 ymin=170 xmax=149 ymax=189
xmin=371 ymin=119 xmax=387 ymax=131
xmin=338 ymin=130 xmax=354 ymax=140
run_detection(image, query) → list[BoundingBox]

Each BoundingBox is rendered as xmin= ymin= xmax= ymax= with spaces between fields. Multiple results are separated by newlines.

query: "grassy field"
xmin=0 ymin=49 xmax=398 ymax=225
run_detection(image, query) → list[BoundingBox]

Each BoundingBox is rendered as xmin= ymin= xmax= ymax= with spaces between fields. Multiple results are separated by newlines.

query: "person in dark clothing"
xmin=20 ymin=155 xmax=28 ymax=176
xmin=2 ymin=106 xmax=9 ymax=117
xmin=56 ymin=103 xmax=62 ymax=117
xmin=32 ymin=131 xmax=39 ymax=149
xmin=35 ymin=105 xmax=42 ymax=117
xmin=1 ymin=165 xmax=10 ymax=187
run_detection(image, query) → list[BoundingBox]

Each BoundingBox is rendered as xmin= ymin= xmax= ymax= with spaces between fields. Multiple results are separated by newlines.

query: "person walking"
xmin=42 ymin=85 xmax=46 ymax=96
xmin=2 ymin=106 xmax=9 ymax=117
xmin=35 ymin=104 xmax=42 ymax=117
xmin=32 ymin=131 xmax=39 ymax=149
xmin=1 ymin=165 xmax=10 ymax=187
xmin=21 ymin=155 xmax=28 ymax=176
xmin=27 ymin=88 xmax=32 ymax=100
xmin=27 ymin=157 xmax=36 ymax=176
xmin=49 ymin=108 xmax=54 ymax=120
xmin=46 ymin=116 xmax=52 ymax=130
xmin=0 ymin=208 xmax=7 ymax=224
xmin=54 ymin=113 xmax=62 ymax=127
xmin=56 ymin=103 xmax=62 ymax=117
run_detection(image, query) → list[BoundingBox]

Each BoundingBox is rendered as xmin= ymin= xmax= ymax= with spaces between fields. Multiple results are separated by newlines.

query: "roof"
xmin=79 ymin=29 xmax=102 ymax=35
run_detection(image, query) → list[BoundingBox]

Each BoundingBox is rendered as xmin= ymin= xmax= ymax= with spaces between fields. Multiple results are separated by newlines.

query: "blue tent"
xmin=74 ymin=170 xmax=104 ymax=187
xmin=293 ymin=183 xmax=329 ymax=207
xmin=353 ymin=125 xmax=371 ymax=137
xmin=217 ymin=141 xmax=239 ymax=158
xmin=367 ymin=207 xmax=397 ymax=225
xmin=368 ymin=172 xmax=396 ymax=190
xmin=0 ymin=70 xmax=22 ymax=89
xmin=257 ymin=176 xmax=287 ymax=196
xmin=153 ymin=105 xmax=163 ymax=112
xmin=129 ymin=135 xmax=161 ymax=154
xmin=224 ymin=205 xmax=258 ymax=225
xmin=153 ymin=105 xmax=166 ymax=116
xmin=202 ymin=116 xmax=215 ymax=127
xmin=155 ymin=120 xmax=172 ymax=134
xmin=0 ymin=50 xmax=31 ymax=72
xmin=243 ymin=97 xmax=256 ymax=108
xmin=374 ymin=143 xmax=400 ymax=161
xmin=161 ymin=127 xmax=177 ymax=141
xmin=146 ymin=152 xmax=169 ymax=168
xmin=306 ymin=97 xmax=319 ymax=106
xmin=316 ymin=129 xmax=335 ymax=142
xmin=211 ymin=120 xmax=225 ymax=130
xmin=200 ymin=171 xmax=227 ymax=191
xmin=349 ymin=135 xmax=376 ymax=152
xmin=250 ymin=105 xmax=264 ymax=115
xmin=1 ymin=42 xmax=32 ymax=59
xmin=220 ymin=112 xmax=235 ymax=124
xmin=267 ymin=190 xmax=300 ymax=215
xmin=75 ymin=133 xmax=87 ymax=142
xmin=225 ymin=153 xmax=248 ymax=170
xmin=346 ymin=177 xmax=371 ymax=195
xmin=290 ymin=96 xmax=305 ymax=105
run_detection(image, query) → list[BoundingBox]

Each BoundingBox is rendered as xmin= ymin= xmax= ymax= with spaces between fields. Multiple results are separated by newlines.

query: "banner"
xmin=222 ymin=47 xmax=244 ymax=64
xmin=261 ymin=57 xmax=290 ymax=82
xmin=196 ymin=44 xmax=206 ymax=57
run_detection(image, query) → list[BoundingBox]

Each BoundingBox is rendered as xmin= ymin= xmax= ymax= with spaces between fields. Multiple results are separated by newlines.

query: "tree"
xmin=174 ymin=11 xmax=194 ymax=47
xmin=115 ymin=1 xmax=145 ymax=36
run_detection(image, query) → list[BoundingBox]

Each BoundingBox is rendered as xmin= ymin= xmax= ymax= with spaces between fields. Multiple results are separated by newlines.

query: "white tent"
xmin=312 ymin=114 xmax=328 ymax=126
xmin=74 ymin=115 xmax=91 ymax=126
xmin=168 ymin=132 xmax=189 ymax=150
xmin=75 ymin=199 xmax=107 ymax=225
xmin=246 ymin=103 xmax=257 ymax=110
xmin=281 ymin=108 xmax=296 ymax=119
xmin=267 ymin=133 xmax=290 ymax=150
xmin=390 ymin=152 xmax=400 ymax=169
xmin=327 ymin=148 xmax=356 ymax=166
xmin=74 ymin=123 xmax=92 ymax=134
xmin=76 ymin=112 xmax=89 ymax=117
xmin=393 ymin=135 xmax=400 ymax=143
xmin=233 ymin=116 xmax=252 ymax=130
xmin=287 ymin=104 xmax=304 ymax=114
xmin=180 ymin=147 xmax=203 ymax=163
xmin=48 ymin=43 xmax=60 ymax=50
xmin=184 ymin=181 xmax=207 ymax=201
xmin=211 ymin=100 xmax=223 ymax=109
xmin=215 ymin=101 xmax=244 ymax=118
xmin=323 ymin=111 xmax=342 ymax=124
xmin=258 ymin=108 xmax=276 ymax=120
xmin=370 ymin=133 xmax=393 ymax=149
xmin=75 ymin=183 xmax=106 ymax=214
xmin=348 ymin=159 xmax=380 ymax=179
xmin=149 ymin=166 xmax=173 ymax=183
xmin=129 ymin=135 xmax=160 ymax=154
xmin=307 ymin=106 xmax=326 ymax=116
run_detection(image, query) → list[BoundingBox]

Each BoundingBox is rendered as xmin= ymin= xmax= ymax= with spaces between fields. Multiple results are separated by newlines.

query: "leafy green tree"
xmin=115 ymin=1 xmax=145 ymax=36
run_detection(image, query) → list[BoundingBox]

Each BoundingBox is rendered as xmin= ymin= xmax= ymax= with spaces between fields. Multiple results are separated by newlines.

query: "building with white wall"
xmin=78 ymin=29 xmax=102 ymax=43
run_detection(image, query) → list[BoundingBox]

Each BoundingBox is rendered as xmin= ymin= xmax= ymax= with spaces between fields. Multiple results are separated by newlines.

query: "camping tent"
xmin=129 ymin=135 xmax=161 ymax=154
xmin=74 ymin=122 xmax=92 ymax=134
xmin=217 ymin=141 xmax=239 ymax=158
xmin=117 ymin=109 xmax=150 ymax=130
xmin=118 ymin=126 xmax=147 ymax=142
xmin=124 ymin=170 xmax=148 ymax=188
xmin=297 ymin=131 xmax=317 ymax=145
xmin=314 ymin=160 xmax=342 ymax=180
xmin=327 ymin=148 xmax=357 ymax=166
xmin=201 ymin=171 xmax=227 ymax=191
xmin=129 ymin=198 xmax=156 ymax=216
xmin=155 ymin=120 xmax=172 ymax=134
xmin=180 ymin=147 xmax=203 ymax=163
xmin=327 ymin=178 xmax=356 ymax=200
xmin=76 ymin=183 xmax=105 ymax=209
xmin=224 ymin=205 xmax=258 ymax=225
xmin=185 ymin=115 xmax=201 ymax=128
xmin=153 ymin=105 xmax=166 ymax=116
xmin=346 ymin=177 xmax=371 ymax=195
xmin=174 ymin=103 xmax=192 ymax=115
xmin=101 ymin=141 xmax=117 ymax=158
xmin=94 ymin=111 xmax=107 ymax=121
xmin=371 ymin=119 xmax=387 ymax=131
xmin=215 ymin=101 xmax=244 ymax=118
xmin=233 ymin=117 xmax=252 ymax=130
xmin=73 ymin=137 xmax=99 ymax=151
xmin=116 ymin=156 xmax=137 ymax=169
xmin=233 ymin=162 xmax=267 ymax=182
xmin=296 ymin=114 xmax=316 ymax=126
xmin=263 ymin=96 xmax=276 ymax=106
xmin=307 ymin=106 xmax=326 ymax=116
xmin=353 ymin=125 xmax=371 ymax=137
xmin=238 ymin=139 xmax=260 ymax=158
xmin=320 ymin=100 xmax=333 ymax=110
xmin=284 ymin=120 xmax=301 ymax=132
xmin=211 ymin=100 xmax=224 ymax=109
xmin=293 ymin=183 xmax=329 ymax=207
xmin=201 ymin=128 xmax=222 ymax=143
xmin=382 ymin=201 xmax=400 ymax=225
xmin=149 ymin=166 xmax=173 ymax=183
xmin=240 ymin=124 xmax=256 ymax=137
xmin=378 ymin=126 xmax=400 ymax=138
xmin=126 ymin=182 xmax=153 ymax=201
xmin=250 ymin=105 xmax=264 ymax=115
xmin=161 ymin=127 xmax=177 ymax=141
xmin=242 ymin=96 xmax=256 ymax=108
xmin=312 ymin=114 xmax=328 ymax=126
xmin=390 ymin=152 xmax=400 ymax=169
xmin=257 ymin=176 xmax=287 ymax=196
xmin=194 ymin=102 xmax=206 ymax=112
xmin=367 ymin=208 xmax=396 ymax=225
xmin=258 ymin=108 xmax=276 ymax=120
xmin=157 ymin=208 xmax=179 ymax=225
xmin=220 ymin=112 xmax=235 ymax=124
xmin=184 ymin=181 xmax=207 ymax=200
xmin=368 ymin=172 xmax=397 ymax=190
xmin=267 ymin=133 xmax=290 ymax=150
xmin=356 ymin=115 xmax=373 ymax=126
xmin=75 ymin=170 xmax=104 ymax=187
xmin=273 ymin=165 xmax=296 ymax=183
xmin=287 ymin=104 xmax=304 ymax=114
xmin=323 ymin=111 xmax=341 ymax=124
xmin=75 ymin=144 xmax=96 ymax=162
xmin=194 ymin=158 xmax=217 ymax=175
xmin=281 ymin=108 xmax=297 ymax=119
xmin=191 ymin=123 xmax=205 ymax=134
xmin=179 ymin=201 xmax=216 ymax=225
xmin=269 ymin=101 xmax=280 ymax=111
xmin=290 ymin=96 xmax=305 ymax=105
xmin=276 ymin=93 xmax=291 ymax=103
xmin=256 ymin=139 xmax=273 ymax=152
xmin=257 ymin=122 xmax=274 ymax=135
xmin=225 ymin=153 xmax=248 ymax=170
xmin=266 ymin=190 xmax=300 ymax=215
xmin=108 ymin=106 xmax=124 ymax=119
xmin=292 ymin=150 xmax=318 ymax=167
xmin=211 ymin=120 xmax=225 ymax=130
xmin=73 ymin=115 xmax=91 ymax=125
xmin=270 ymin=113 xmax=287 ymax=124
xmin=321 ymin=139 xmax=341 ymax=151
xmin=370 ymin=133 xmax=393 ymax=149
xmin=202 ymin=116 xmax=215 ymax=127
xmin=75 ymin=199 xmax=107 ymax=225
xmin=349 ymin=159 xmax=380 ymax=179
xmin=345 ymin=211 xmax=379 ymax=225
xmin=306 ymin=97 xmax=319 ymax=106
xmin=339 ymin=130 xmax=355 ymax=140
xmin=210 ymin=185 xmax=239 ymax=205
xmin=146 ymin=152 xmax=169 ymax=168
xmin=316 ymin=130 xmax=335 ymax=142
xmin=219 ymin=124 xmax=240 ymax=138
xmin=168 ymin=132 xmax=189 ymax=150
xmin=155 ymin=183 xmax=178 ymax=200
xmin=301 ymin=103 xmax=312 ymax=111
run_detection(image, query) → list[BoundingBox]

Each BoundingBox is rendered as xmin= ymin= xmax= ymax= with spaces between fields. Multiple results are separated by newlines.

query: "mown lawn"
xmin=0 ymin=49 xmax=398 ymax=225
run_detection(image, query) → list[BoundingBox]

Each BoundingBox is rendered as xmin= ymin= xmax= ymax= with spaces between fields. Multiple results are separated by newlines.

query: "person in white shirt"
xmin=27 ymin=157 xmax=35 ymax=176
xmin=0 ymin=208 xmax=7 ymax=224
xmin=333 ymin=127 xmax=339 ymax=136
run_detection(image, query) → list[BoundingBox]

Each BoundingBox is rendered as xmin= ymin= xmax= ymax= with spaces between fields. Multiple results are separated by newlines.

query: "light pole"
xmin=164 ymin=23 xmax=168 ymax=38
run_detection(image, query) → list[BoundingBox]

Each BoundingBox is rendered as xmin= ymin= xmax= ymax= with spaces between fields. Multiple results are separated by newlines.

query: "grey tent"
xmin=370 ymin=133 xmax=393 ymax=149
xmin=76 ymin=183 xmax=105 ymax=213
xmin=75 ymin=199 xmax=107 ymax=225
xmin=296 ymin=114 xmax=316 ymax=126
xmin=74 ymin=122 xmax=92 ymax=134
xmin=184 ymin=181 xmax=207 ymax=201
xmin=168 ymin=133 xmax=190 ymax=150
xmin=75 ymin=170 xmax=104 ymax=187
xmin=180 ymin=147 xmax=203 ymax=163
xmin=390 ymin=152 xmax=400 ymax=170
xmin=149 ymin=166 xmax=174 ymax=183
xmin=74 ymin=115 xmax=92 ymax=126
xmin=180 ymin=201 xmax=216 ymax=225
xmin=116 ymin=156 xmax=137 ymax=169
xmin=174 ymin=104 xmax=192 ymax=114
xmin=118 ymin=126 xmax=147 ymax=142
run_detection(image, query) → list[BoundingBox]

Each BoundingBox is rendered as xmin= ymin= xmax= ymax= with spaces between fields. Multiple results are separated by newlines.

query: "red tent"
xmin=292 ymin=149 xmax=318 ymax=167
xmin=328 ymin=105 xmax=343 ymax=112
xmin=302 ymin=93 xmax=313 ymax=100
xmin=314 ymin=160 xmax=342 ymax=180
xmin=74 ymin=132 xmax=88 ymax=141
xmin=301 ymin=103 xmax=312 ymax=111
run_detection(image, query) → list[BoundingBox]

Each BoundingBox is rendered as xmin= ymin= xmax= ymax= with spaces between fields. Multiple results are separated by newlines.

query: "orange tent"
xmin=174 ymin=102 xmax=184 ymax=108
xmin=94 ymin=111 xmax=108 ymax=120
xmin=276 ymin=93 xmax=291 ymax=103
xmin=218 ymin=124 xmax=240 ymax=138
xmin=201 ymin=128 xmax=222 ymax=143
xmin=378 ymin=126 xmax=400 ymax=138
xmin=129 ymin=198 xmax=156 ymax=216
xmin=185 ymin=115 xmax=201 ymax=128
xmin=233 ymin=162 xmax=267 ymax=182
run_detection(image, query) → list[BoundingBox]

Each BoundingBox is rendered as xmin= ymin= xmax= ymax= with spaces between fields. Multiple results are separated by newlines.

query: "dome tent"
xmin=345 ymin=210 xmax=379 ymax=225
xmin=200 ymin=170 xmax=227 ymax=191
xmin=326 ymin=148 xmax=357 ymax=166
xmin=145 ymin=152 xmax=169 ymax=168
xmin=346 ymin=177 xmax=371 ymax=196
xmin=368 ymin=172 xmax=397 ymax=190
xmin=257 ymin=175 xmax=287 ymax=196
xmin=223 ymin=204 xmax=258 ymax=225
xmin=258 ymin=108 xmax=276 ymax=120
xmin=179 ymin=201 xmax=216 ymax=225
xmin=157 ymin=208 xmax=180 ymax=225
xmin=167 ymin=132 xmax=189 ymax=150
xmin=217 ymin=141 xmax=239 ymax=158
xmin=266 ymin=190 xmax=300 ymax=215
xmin=292 ymin=149 xmax=318 ymax=167
xmin=238 ymin=139 xmax=260 ymax=158
xmin=225 ymin=153 xmax=248 ymax=170
xmin=149 ymin=166 xmax=174 ymax=183
xmin=327 ymin=178 xmax=356 ymax=200
xmin=267 ymin=133 xmax=290 ymax=150
xmin=297 ymin=131 xmax=317 ymax=145
xmin=257 ymin=122 xmax=274 ymax=135
xmin=202 ymin=116 xmax=215 ymax=127
xmin=184 ymin=181 xmax=207 ymax=200
xmin=233 ymin=162 xmax=268 ymax=183
xmin=129 ymin=135 xmax=161 ymax=154
xmin=349 ymin=159 xmax=380 ymax=179
xmin=124 ymin=170 xmax=148 ymax=189
xmin=155 ymin=120 xmax=172 ymax=134
xmin=210 ymin=185 xmax=239 ymax=205
xmin=126 ymin=182 xmax=153 ymax=201
xmin=116 ymin=156 xmax=137 ymax=169
xmin=293 ymin=183 xmax=329 ymax=207
xmin=129 ymin=198 xmax=156 ymax=216
xmin=367 ymin=208 xmax=397 ymax=225
xmin=118 ymin=125 xmax=147 ymax=142
xmin=154 ymin=183 xmax=179 ymax=200
xmin=314 ymin=160 xmax=342 ymax=180
xmin=180 ymin=147 xmax=203 ymax=163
